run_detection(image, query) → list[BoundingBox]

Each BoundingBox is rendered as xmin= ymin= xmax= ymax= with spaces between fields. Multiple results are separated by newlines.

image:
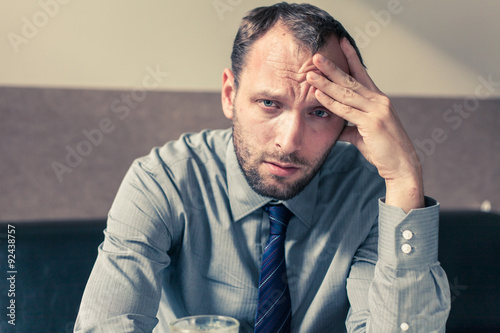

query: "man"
xmin=75 ymin=3 xmax=451 ymax=332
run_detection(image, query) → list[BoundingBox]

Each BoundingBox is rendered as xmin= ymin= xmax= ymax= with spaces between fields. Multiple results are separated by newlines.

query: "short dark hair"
xmin=230 ymin=2 xmax=364 ymax=88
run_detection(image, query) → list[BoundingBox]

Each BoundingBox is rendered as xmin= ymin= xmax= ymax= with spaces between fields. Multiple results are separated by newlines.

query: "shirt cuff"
xmin=378 ymin=196 xmax=440 ymax=269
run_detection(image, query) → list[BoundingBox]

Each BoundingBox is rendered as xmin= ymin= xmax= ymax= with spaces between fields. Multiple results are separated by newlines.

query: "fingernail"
xmin=316 ymin=54 xmax=326 ymax=63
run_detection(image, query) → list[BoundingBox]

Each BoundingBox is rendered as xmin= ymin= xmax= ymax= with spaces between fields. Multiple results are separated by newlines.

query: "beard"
xmin=232 ymin=107 xmax=334 ymax=200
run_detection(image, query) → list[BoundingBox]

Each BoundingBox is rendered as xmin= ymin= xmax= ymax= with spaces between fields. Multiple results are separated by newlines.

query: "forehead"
xmin=240 ymin=23 xmax=349 ymax=83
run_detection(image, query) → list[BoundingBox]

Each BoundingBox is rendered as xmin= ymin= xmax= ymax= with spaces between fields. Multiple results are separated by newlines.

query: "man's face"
xmin=222 ymin=23 xmax=350 ymax=200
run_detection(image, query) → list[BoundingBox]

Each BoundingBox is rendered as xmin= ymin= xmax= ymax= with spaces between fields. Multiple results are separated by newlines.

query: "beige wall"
xmin=1 ymin=0 xmax=499 ymax=97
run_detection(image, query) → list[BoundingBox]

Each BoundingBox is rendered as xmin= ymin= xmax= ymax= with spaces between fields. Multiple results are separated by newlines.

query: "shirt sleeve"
xmin=74 ymin=162 xmax=173 ymax=333
xmin=345 ymin=197 xmax=451 ymax=333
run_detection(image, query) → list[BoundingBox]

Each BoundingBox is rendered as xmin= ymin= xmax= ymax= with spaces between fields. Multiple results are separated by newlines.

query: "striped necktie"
xmin=254 ymin=204 xmax=293 ymax=333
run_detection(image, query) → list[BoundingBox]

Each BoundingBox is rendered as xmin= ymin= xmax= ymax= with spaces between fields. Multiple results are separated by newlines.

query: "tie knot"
xmin=264 ymin=204 xmax=293 ymax=235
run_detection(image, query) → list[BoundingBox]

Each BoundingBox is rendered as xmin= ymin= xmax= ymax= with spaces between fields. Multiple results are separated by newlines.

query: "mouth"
xmin=264 ymin=161 xmax=300 ymax=177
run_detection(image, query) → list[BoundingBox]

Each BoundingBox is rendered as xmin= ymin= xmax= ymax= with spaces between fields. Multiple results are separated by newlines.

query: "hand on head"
xmin=307 ymin=38 xmax=425 ymax=211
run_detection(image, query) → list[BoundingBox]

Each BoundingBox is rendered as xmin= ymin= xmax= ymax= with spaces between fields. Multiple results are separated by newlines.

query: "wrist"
xmin=385 ymin=174 xmax=425 ymax=213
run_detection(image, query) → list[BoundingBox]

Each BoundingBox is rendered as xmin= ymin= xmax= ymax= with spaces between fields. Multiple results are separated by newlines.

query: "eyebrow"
xmin=251 ymin=90 xmax=284 ymax=101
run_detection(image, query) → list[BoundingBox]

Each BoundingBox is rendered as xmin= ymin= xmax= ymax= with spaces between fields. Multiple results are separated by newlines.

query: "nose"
xmin=274 ymin=112 xmax=304 ymax=155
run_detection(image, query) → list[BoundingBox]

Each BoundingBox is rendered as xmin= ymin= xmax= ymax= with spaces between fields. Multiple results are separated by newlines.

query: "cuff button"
xmin=401 ymin=243 xmax=412 ymax=254
xmin=402 ymin=230 xmax=413 ymax=240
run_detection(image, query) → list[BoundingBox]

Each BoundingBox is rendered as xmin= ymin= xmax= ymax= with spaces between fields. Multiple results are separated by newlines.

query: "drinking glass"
xmin=169 ymin=315 xmax=239 ymax=332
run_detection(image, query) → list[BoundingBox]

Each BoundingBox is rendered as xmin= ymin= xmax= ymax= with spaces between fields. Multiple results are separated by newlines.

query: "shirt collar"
xmin=226 ymin=138 xmax=317 ymax=228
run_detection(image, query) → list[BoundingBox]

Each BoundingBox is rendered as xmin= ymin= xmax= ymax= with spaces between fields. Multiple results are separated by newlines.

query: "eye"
xmin=261 ymin=100 xmax=275 ymax=108
xmin=312 ymin=109 xmax=329 ymax=118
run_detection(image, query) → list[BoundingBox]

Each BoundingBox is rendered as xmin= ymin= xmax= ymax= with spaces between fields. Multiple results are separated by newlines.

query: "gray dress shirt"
xmin=75 ymin=128 xmax=450 ymax=332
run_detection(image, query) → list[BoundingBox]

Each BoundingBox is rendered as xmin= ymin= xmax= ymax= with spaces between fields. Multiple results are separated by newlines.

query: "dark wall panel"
xmin=0 ymin=87 xmax=498 ymax=221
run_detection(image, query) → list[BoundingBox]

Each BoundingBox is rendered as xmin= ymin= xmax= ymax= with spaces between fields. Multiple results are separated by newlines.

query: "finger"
xmin=307 ymin=71 xmax=377 ymax=112
xmin=340 ymin=37 xmax=381 ymax=93
xmin=314 ymin=89 xmax=365 ymax=125
xmin=312 ymin=53 xmax=377 ymax=100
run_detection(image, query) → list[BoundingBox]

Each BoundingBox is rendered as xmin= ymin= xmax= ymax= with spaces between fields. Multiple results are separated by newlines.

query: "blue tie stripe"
xmin=255 ymin=204 xmax=293 ymax=333
xmin=256 ymin=285 xmax=288 ymax=323
xmin=259 ymin=257 xmax=285 ymax=290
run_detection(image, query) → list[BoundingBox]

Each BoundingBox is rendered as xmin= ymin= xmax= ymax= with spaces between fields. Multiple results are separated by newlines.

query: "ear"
xmin=221 ymin=68 xmax=236 ymax=120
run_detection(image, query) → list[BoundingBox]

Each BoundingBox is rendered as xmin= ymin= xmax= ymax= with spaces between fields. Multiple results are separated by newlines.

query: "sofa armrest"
xmin=439 ymin=211 xmax=500 ymax=332
xmin=0 ymin=219 xmax=106 ymax=332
